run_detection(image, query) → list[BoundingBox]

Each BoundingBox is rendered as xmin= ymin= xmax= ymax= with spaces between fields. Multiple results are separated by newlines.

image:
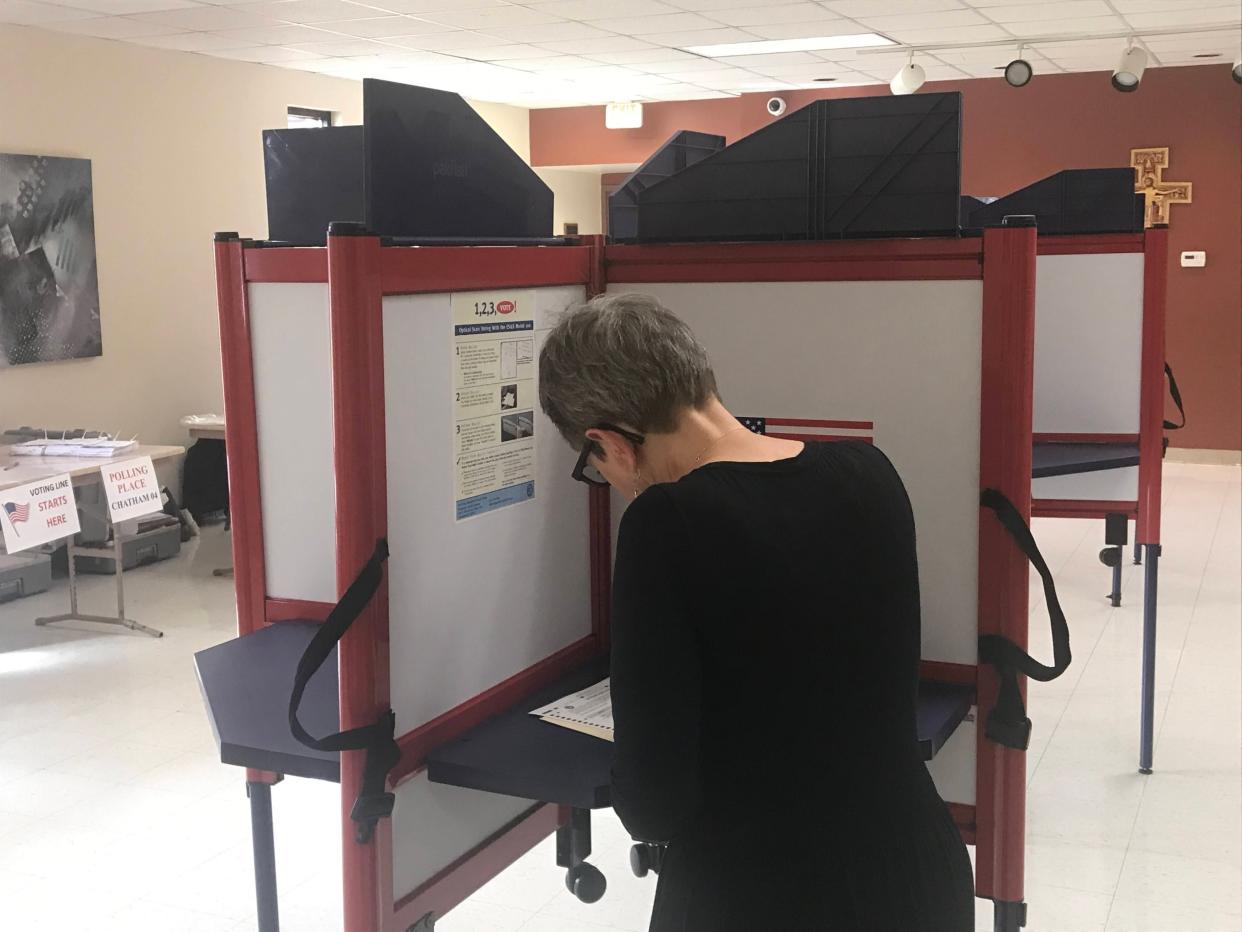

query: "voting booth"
xmin=1029 ymin=227 xmax=1171 ymax=773
xmin=206 ymin=221 xmax=1061 ymax=932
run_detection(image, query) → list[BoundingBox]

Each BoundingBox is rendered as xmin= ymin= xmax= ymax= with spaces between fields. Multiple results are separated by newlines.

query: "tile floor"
xmin=0 ymin=463 xmax=1237 ymax=932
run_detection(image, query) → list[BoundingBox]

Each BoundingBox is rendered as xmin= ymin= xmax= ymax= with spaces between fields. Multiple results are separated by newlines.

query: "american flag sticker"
xmin=3 ymin=501 xmax=29 ymax=534
xmin=739 ymin=417 xmax=874 ymax=444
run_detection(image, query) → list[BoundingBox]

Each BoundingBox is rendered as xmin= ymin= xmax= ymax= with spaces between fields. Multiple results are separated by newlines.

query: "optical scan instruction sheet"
xmin=452 ymin=289 xmax=537 ymax=521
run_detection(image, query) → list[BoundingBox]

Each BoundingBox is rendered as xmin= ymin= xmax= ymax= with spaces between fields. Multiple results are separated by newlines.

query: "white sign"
xmin=451 ymin=288 xmax=538 ymax=521
xmin=1 ymin=474 xmax=80 ymax=554
xmin=100 ymin=456 xmax=163 ymax=524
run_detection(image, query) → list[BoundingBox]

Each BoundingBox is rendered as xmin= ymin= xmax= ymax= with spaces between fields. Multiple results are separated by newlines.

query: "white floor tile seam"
xmin=1097 ymin=481 xmax=1233 ymax=931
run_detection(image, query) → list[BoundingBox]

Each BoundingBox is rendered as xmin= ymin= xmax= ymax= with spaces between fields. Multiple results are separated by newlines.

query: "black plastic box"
xmin=966 ymin=168 xmax=1145 ymax=235
xmin=624 ymin=92 xmax=962 ymax=243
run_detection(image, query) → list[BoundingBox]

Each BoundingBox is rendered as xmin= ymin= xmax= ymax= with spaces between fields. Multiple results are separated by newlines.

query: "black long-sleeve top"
xmin=610 ymin=441 xmax=974 ymax=932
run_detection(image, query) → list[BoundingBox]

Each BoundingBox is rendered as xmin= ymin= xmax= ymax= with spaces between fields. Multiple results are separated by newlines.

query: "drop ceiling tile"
xmin=1125 ymin=6 xmax=1240 ymax=27
xmin=756 ymin=60 xmax=861 ymax=76
xmin=639 ymin=25 xmax=755 ymax=45
xmin=1002 ymin=14 xmax=1127 ymax=35
xmin=380 ymin=28 xmax=495 ymax=48
xmin=663 ymin=0 xmax=802 ymax=9
xmin=359 ymin=0 xmax=501 ymax=11
xmin=134 ymin=3 xmax=283 ymax=27
xmin=0 ymin=0 xmax=101 ymax=22
xmin=234 ymin=0 xmax=384 ymax=24
xmin=742 ymin=20 xmax=860 ymax=40
xmin=876 ymin=22 xmax=1011 ymax=43
xmin=40 ymin=15 xmax=184 ymax=35
xmin=589 ymin=11 xmax=721 ymax=34
xmin=714 ymin=50 xmax=824 ymax=66
xmin=825 ymin=0 xmax=965 ymax=15
xmin=535 ymin=34 xmax=659 ymax=52
xmin=1108 ymin=0 xmax=1212 ymax=11
xmin=475 ymin=19 xmax=610 ymax=42
xmin=851 ymin=7 xmax=988 ymax=29
xmin=211 ymin=42 xmax=323 ymax=58
xmin=1155 ymin=49 xmax=1231 ymax=63
xmin=129 ymin=28 xmax=254 ymax=46
xmin=652 ymin=65 xmax=755 ymax=81
xmin=452 ymin=42 xmax=561 ymax=59
xmin=637 ymin=82 xmax=737 ymax=98
xmin=284 ymin=33 xmax=388 ymax=51
xmin=585 ymin=45 xmax=695 ymax=63
xmin=982 ymin=0 xmax=1111 ymax=21
xmin=706 ymin=2 xmax=826 ymax=26
xmin=1142 ymin=29 xmax=1238 ymax=49
xmin=48 ymin=0 xmax=197 ymax=12
xmin=211 ymin=21 xmax=331 ymax=41
xmin=414 ymin=4 xmax=563 ymax=28
xmin=525 ymin=0 xmax=679 ymax=17
xmin=504 ymin=53 xmax=601 ymax=70
xmin=632 ymin=55 xmax=735 ymax=72
xmin=332 ymin=13 xmax=455 ymax=35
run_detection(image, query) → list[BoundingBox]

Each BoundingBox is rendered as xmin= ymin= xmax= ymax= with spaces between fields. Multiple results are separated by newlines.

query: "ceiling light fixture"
xmin=890 ymin=52 xmax=925 ymax=95
xmin=683 ymin=33 xmax=893 ymax=57
xmin=1233 ymin=55 xmax=1242 ymax=84
xmin=1004 ymin=45 xmax=1033 ymax=87
xmin=1112 ymin=40 xmax=1148 ymax=92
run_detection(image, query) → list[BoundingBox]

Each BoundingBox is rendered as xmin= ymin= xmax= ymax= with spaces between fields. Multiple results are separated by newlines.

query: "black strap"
xmin=289 ymin=539 xmax=399 ymax=843
xmin=1163 ymin=362 xmax=1185 ymax=431
xmin=977 ymin=490 xmax=1073 ymax=750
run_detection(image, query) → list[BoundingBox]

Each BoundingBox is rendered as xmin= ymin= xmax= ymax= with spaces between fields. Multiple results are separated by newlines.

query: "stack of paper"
xmin=530 ymin=678 xmax=613 ymax=742
xmin=11 ymin=439 xmax=137 ymax=458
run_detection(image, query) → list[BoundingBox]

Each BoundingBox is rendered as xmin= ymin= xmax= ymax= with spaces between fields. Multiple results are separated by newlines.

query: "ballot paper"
xmin=530 ymin=678 xmax=613 ymax=742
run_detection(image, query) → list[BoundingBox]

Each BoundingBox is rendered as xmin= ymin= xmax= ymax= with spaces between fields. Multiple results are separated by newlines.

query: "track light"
xmin=1004 ymin=46 xmax=1033 ymax=87
xmin=1233 ymin=55 xmax=1241 ymax=85
xmin=1112 ymin=41 xmax=1148 ymax=92
xmin=890 ymin=53 xmax=925 ymax=95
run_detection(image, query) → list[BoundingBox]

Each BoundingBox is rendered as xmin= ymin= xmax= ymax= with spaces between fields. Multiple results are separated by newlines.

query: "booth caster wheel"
xmin=630 ymin=843 xmax=665 ymax=878
xmin=566 ymin=863 xmax=606 ymax=903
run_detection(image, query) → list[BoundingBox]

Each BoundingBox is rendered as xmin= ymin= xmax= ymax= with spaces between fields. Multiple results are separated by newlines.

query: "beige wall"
xmin=534 ymin=168 xmax=603 ymax=236
xmin=0 ymin=25 xmax=535 ymax=446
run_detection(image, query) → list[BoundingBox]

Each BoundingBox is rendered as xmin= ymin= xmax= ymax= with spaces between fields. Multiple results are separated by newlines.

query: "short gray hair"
xmin=539 ymin=293 xmax=718 ymax=449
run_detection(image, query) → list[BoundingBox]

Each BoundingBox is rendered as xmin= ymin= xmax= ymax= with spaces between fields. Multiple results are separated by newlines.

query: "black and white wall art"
xmin=0 ymin=154 xmax=102 ymax=366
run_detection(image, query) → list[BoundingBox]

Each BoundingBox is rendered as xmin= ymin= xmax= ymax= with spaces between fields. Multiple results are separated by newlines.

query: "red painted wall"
xmin=531 ymin=65 xmax=1241 ymax=451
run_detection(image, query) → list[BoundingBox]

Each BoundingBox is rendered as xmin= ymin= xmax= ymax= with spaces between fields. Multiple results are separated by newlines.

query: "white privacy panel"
xmin=1033 ymin=466 xmax=1139 ymax=502
xmin=1033 ymin=253 xmax=1144 ymax=435
xmin=609 ymin=281 xmax=984 ymax=666
xmin=248 ymin=282 xmax=337 ymax=604
xmin=391 ymin=772 xmax=536 ymax=900
xmin=383 ymin=285 xmax=591 ymax=735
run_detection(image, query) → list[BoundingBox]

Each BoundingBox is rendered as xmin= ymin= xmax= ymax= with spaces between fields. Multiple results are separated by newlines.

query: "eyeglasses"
xmin=572 ymin=424 xmax=645 ymax=487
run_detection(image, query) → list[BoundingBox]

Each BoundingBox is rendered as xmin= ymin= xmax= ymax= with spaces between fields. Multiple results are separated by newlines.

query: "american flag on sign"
xmin=738 ymin=417 xmax=874 ymax=444
xmin=4 ymin=501 xmax=30 ymax=534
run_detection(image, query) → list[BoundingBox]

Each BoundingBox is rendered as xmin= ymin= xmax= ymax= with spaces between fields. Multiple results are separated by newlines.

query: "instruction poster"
xmin=452 ymin=289 xmax=538 ymax=521
xmin=1 ymin=474 xmax=80 ymax=554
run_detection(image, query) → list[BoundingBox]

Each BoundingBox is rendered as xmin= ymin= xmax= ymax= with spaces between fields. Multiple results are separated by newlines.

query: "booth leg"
xmin=993 ymin=899 xmax=1027 ymax=931
xmin=247 ymin=781 xmax=281 ymax=932
xmin=1109 ymin=559 xmax=1123 ymax=608
xmin=1133 ymin=537 xmax=1143 ymax=565
xmin=1138 ymin=544 xmax=1160 ymax=774
xmin=557 ymin=808 xmax=606 ymax=904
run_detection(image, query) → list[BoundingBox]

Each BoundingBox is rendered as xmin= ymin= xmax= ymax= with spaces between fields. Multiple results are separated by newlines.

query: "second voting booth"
xmin=200 ymin=79 xmax=1081 ymax=932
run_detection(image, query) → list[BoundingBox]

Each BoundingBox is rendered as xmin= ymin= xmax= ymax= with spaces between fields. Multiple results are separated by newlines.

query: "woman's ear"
xmin=586 ymin=428 xmax=638 ymax=473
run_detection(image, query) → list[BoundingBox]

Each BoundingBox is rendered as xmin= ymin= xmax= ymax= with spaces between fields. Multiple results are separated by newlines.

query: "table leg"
xmin=1138 ymin=544 xmax=1160 ymax=774
xmin=248 ymin=781 xmax=280 ymax=932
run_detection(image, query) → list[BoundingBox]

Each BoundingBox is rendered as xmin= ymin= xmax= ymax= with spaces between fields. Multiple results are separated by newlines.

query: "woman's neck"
xmin=641 ymin=399 xmax=803 ymax=484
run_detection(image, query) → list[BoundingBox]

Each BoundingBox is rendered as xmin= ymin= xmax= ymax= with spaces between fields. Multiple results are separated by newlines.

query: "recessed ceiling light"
xmin=1193 ymin=53 xmax=1221 ymax=58
xmin=683 ymin=34 xmax=893 ymax=58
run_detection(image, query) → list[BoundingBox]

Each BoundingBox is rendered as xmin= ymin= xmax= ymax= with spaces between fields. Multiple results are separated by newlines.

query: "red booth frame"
xmin=215 ymin=227 xmax=1039 ymax=932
